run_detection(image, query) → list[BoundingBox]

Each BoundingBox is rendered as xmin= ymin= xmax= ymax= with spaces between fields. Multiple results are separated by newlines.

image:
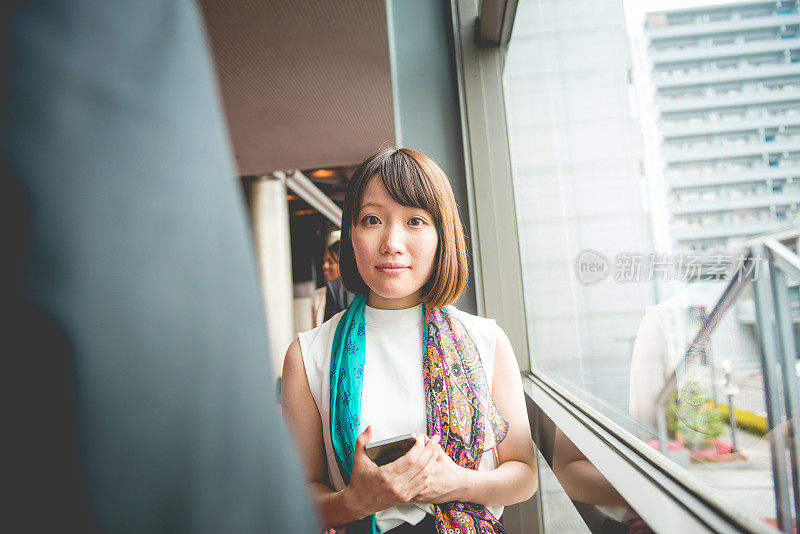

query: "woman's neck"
xmin=366 ymin=290 xmax=422 ymax=310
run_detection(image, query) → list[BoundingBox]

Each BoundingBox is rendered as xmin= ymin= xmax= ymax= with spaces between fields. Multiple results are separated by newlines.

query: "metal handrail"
xmin=763 ymin=239 xmax=800 ymax=533
xmin=750 ymin=244 xmax=796 ymax=533
xmin=766 ymin=238 xmax=800 ymax=281
xmin=653 ymin=251 xmax=752 ymax=451
xmin=652 ymin=237 xmax=800 ymax=533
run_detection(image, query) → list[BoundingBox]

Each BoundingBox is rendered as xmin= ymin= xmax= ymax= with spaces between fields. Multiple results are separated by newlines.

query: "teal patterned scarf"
xmin=330 ymin=293 xmax=509 ymax=534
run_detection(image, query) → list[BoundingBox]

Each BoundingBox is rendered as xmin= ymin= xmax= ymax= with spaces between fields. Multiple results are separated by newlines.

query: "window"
xmin=711 ymin=34 xmax=735 ymax=46
xmin=708 ymin=11 xmax=731 ymax=23
xmin=715 ymin=58 xmax=739 ymax=71
xmin=743 ymin=30 xmax=775 ymax=43
xmin=499 ymin=0 xmax=800 ymax=530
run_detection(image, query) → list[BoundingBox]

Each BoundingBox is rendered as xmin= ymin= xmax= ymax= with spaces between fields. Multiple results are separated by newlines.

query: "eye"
xmin=361 ymin=215 xmax=380 ymax=226
xmin=409 ymin=216 xmax=426 ymax=227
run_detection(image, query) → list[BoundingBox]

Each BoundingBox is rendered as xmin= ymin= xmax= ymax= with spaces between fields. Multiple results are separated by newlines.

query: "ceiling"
xmin=199 ymin=0 xmax=395 ymax=176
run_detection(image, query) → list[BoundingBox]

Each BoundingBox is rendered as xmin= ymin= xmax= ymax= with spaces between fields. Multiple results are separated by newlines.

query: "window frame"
xmin=449 ymin=1 xmax=787 ymax=532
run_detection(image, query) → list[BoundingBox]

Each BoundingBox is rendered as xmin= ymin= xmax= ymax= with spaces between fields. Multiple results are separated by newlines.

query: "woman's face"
xmin=351 ymin=176 xmax=438 ymax=309
xmin=322 ymin=251 xmax=339 ymax=283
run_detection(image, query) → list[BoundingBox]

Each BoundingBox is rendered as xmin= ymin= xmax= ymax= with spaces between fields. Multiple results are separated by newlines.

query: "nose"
xmin=380 ymin=221 xmax=405 ymax=256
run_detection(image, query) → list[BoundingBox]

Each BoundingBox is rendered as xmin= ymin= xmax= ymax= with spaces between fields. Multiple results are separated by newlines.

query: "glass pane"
xmin=503 ymin=0 xmax=800 ymax=530
xmin=536 ymin=454 xmax=592 ymax=534
xmin=530 ymin=400 xmax=655 ymax=533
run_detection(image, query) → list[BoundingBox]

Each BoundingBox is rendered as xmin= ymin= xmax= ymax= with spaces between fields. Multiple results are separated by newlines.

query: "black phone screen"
xmin=365 ymin=434 xmax=417 ymax=466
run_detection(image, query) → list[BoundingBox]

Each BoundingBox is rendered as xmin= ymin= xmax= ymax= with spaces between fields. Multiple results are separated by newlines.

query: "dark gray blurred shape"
xmin=2 ymin=0 xmax=316 ymax=532
xmin=324 ymin=278 xmax=355 ymax=323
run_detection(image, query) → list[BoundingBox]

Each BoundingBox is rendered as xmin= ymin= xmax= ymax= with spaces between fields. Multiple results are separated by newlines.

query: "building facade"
xmin=644 ymin=0 xmax=800 ymax=254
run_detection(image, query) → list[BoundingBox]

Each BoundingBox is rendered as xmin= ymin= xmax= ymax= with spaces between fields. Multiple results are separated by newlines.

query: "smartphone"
xmin=365 ymin=433 xmax=417 ymax=466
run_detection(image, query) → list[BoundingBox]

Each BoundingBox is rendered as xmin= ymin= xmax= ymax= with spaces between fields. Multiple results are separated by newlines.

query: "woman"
xmin=312 ymin=241 xmax=341 ymax=328
xmin=283 ymin=148 xmax=537 ymax=533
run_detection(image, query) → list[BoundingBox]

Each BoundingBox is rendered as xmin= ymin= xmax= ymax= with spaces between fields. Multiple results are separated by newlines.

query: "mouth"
xmin=376 ymin=262 xmax=409 ymax=275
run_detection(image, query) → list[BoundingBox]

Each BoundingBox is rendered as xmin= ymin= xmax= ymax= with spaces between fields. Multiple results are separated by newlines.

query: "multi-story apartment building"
xmin=645 ymin=0 xmax=800 ymax=254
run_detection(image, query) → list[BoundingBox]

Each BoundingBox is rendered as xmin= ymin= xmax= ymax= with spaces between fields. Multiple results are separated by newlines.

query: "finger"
xmin=417 ymin=440 xmax=440 ymax=478
xmin=384 ymin=434 xmax=426 ymax=474
xmin=392 ymin=434 xmax=440 ymax=481
xmin=415 ymin=434 xmax=441 ymax=468
xmin=404 ymin=441 xmax=439 ymax=493
xmin=352 ymin=426 xmax=373 ymax=466
xmin=355 ymin=425 xmax=373 ymax=452
xmin=402 ymin=434 xmax=426 ymax=465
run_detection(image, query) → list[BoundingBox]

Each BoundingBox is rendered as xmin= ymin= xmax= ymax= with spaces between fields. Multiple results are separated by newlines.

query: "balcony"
xmin=667 ymin=165 xmax=800 ymax=187
xmin=647 ymin=13 xmax=800 ymax=40
xmin=654 ymin=63 xmax=800 ymax=90
xmin=669 ymin=191 xmax=800 ymax=214
xmin=662 ymin=139 xmax=800 ymax=163
xmin=661 ymin=114 xmax=800 ymax=138
xmin=672 ymin=219 xmax=791 ymax=240
xmin=651 ymin=36 xmax=800 ymax=66
xmin=658 ymin=88 xmax=800 ymax=113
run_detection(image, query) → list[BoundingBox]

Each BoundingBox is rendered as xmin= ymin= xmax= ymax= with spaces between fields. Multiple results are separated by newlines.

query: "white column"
xmin=249 ymin=175 xmax=295 ymax=380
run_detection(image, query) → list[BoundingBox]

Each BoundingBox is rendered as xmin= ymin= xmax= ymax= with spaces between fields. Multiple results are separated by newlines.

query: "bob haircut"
xmin=339 ymin=148 xmax=468 ymax=308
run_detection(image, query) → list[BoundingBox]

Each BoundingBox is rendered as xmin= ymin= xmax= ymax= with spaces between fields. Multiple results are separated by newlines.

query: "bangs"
xmin=349 ymin=150 xmax=442 ymax=225
xmin=373 ymin=152 xmax=440 ymax=218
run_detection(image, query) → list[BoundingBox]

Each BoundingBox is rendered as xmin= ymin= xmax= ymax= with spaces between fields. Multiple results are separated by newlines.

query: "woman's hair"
xmin=339 ymin=148 xmax=468 ymax=308
xmin=326 ymin=240 xmax=340 ymax=263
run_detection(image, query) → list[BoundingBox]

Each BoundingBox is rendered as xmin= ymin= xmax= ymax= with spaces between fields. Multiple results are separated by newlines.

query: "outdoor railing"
xmin=654 ymin=232 xmax=800 ymax=533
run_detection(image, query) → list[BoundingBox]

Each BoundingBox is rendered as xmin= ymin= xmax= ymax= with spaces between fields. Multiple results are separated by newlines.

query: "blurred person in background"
xmin=323 ymin=271 xmax=357 ymax=325
xmin=312 ymin=241 xmax=342 ymax=327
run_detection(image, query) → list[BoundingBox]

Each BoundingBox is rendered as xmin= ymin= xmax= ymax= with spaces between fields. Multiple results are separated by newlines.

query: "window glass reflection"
xmin=504 ymin=0 xmax=800 ymax=529
xmin=530 ymin=401 xmax=655 ymax=533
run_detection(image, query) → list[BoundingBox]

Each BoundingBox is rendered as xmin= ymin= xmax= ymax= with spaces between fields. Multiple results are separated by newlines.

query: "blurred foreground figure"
xmin=2 ymin=1 xmax=316 ymax=532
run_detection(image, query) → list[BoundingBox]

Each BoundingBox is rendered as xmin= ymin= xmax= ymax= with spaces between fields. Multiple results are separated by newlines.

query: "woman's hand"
xmin=342 ymin=426 xmax=441 ymax=519
xmin=410 ymin=445 xmax=469 ymax=504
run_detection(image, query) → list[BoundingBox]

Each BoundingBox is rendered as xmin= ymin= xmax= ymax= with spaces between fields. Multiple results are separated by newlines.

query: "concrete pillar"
xmin=249 ymin=176 xmax=295 ymax=379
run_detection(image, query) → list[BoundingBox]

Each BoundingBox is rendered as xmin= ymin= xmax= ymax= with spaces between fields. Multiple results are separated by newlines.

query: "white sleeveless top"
xmin=298 ymin=303 xmax=503 ymax=532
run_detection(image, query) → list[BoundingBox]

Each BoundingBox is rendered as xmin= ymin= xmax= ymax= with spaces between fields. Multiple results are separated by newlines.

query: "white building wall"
xmin=504 ymin=0 xmax=656 ymax=412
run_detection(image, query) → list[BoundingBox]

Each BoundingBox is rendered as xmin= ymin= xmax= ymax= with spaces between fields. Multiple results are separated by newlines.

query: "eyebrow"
xmin=359 ymin=202 xmax=383 ymax=211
